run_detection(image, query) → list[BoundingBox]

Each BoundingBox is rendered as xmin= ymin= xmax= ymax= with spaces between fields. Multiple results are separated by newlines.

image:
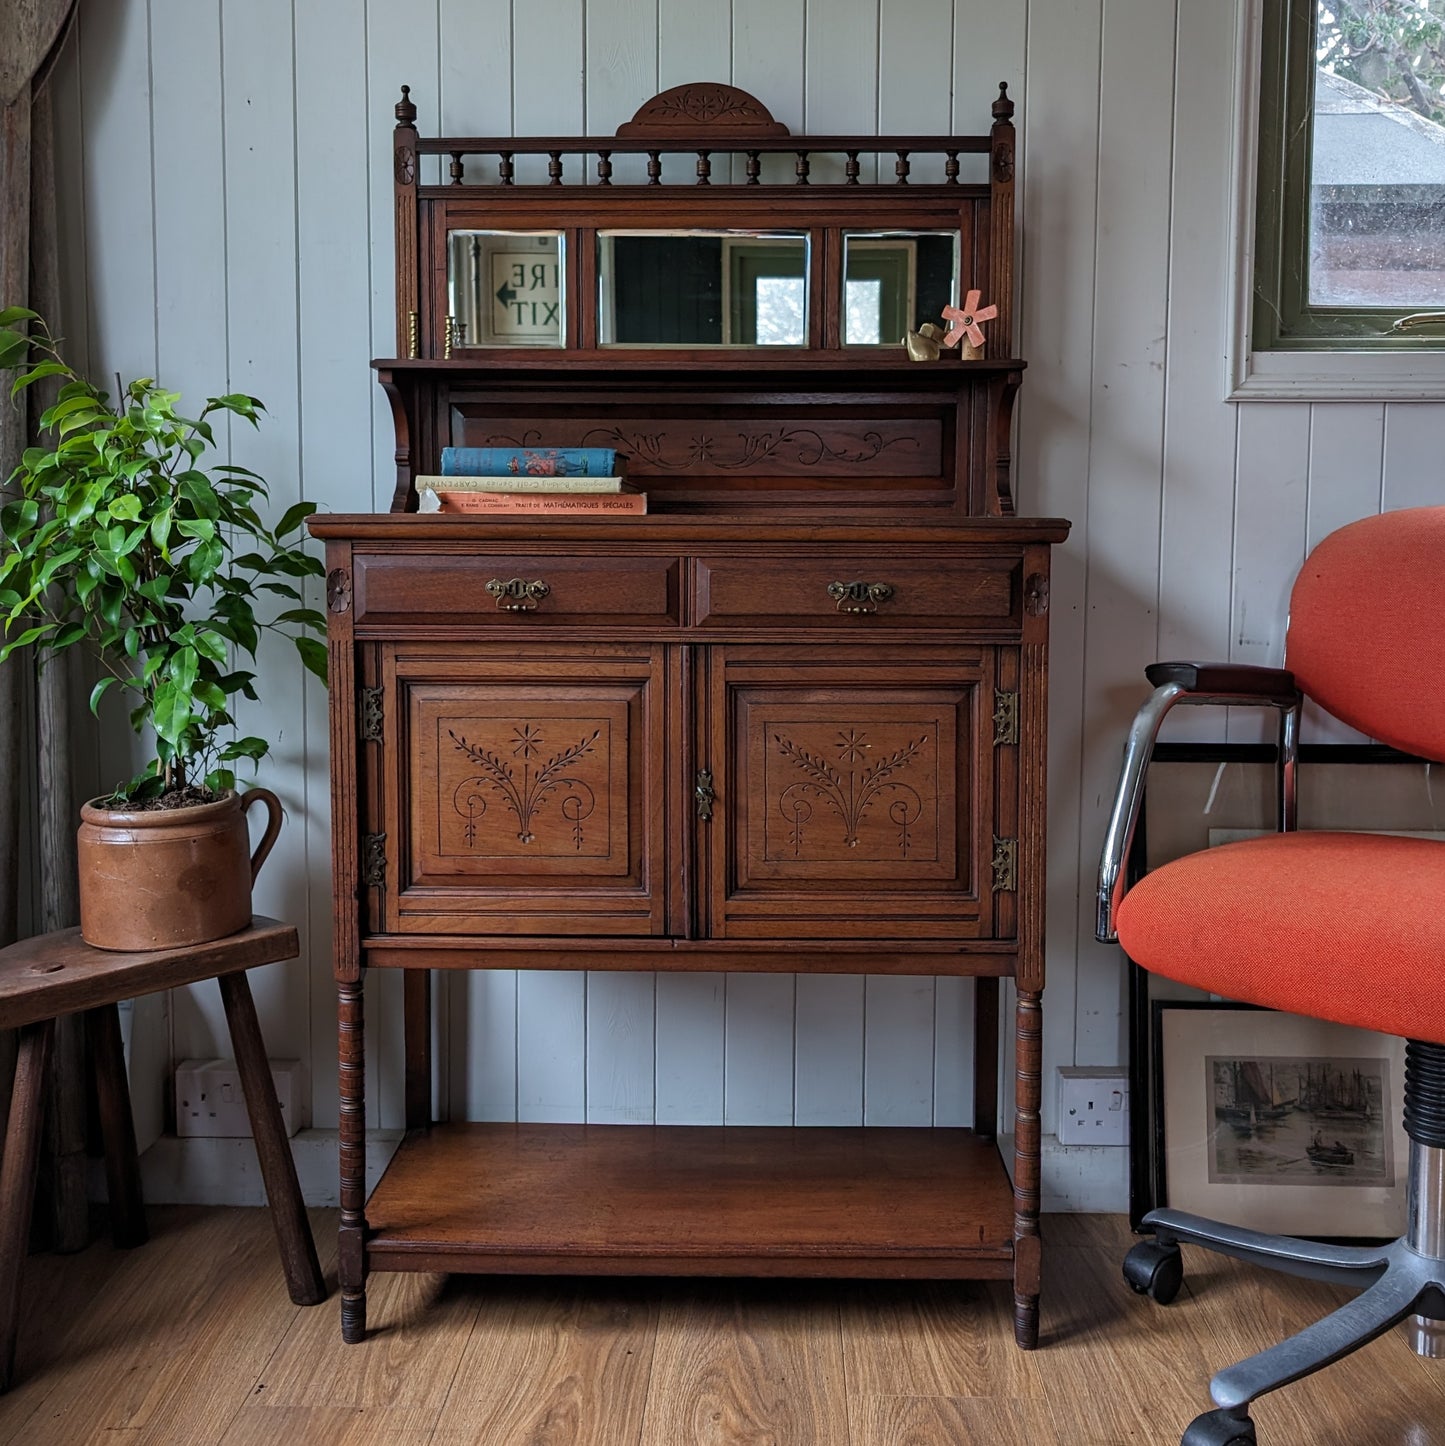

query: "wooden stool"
xmin=0 ymin=917 xmax=326 ymax=1389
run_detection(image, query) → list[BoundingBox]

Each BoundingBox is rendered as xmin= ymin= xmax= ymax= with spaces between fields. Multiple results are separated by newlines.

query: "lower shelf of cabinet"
xmin=361 ymin=1122 xmax=1018 ymax=1279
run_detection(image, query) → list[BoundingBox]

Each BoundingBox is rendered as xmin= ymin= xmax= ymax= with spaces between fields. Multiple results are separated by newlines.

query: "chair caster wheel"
xmin=1123 ymin=1238 xmax=1183 ymax=1304
xmin=1182 ymin=1408 xmax=1256 ymax=1446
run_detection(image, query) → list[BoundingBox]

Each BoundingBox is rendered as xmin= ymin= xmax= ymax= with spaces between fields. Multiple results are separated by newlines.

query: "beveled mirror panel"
xmin=842 ymin=230 xmax=960 ymax=345
xmin=447 ymin=230 xmax=565 ymax=347
xmin=598 ymin=230 xmax=809 ymax=346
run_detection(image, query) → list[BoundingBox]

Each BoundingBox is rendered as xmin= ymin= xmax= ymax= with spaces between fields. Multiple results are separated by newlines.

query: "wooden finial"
xmin=992 ymin=81 xmax=1014 ymax=123
xmin=395 ymin=85 xmax=417 ymax=127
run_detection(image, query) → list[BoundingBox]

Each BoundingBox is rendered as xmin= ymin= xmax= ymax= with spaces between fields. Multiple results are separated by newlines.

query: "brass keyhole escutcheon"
xmin=694 ymin=769 xmax=716 ymax=821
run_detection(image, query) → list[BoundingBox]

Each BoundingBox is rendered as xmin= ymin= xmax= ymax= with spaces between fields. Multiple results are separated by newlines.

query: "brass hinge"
xmin=362 ymin=832 xmax=387 ymax=889
xmin=359 ymin=686 xmax=384 ymax=743
xmin=990 ymin=836 xmax=1018 ymax=893
xmin=992 ymin=689 xmax=1019 ymax=746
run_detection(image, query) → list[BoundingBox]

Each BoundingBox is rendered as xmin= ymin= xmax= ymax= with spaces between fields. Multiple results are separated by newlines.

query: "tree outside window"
xmin=1256 ymin=0 xmax=1445 ymax=346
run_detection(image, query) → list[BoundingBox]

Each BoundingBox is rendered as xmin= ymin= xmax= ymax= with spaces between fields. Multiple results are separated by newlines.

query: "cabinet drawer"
xmin=694 ymin=555 xmax=1022 ymax=630
xmin=354 ymin=554 xmax=681 ymax=627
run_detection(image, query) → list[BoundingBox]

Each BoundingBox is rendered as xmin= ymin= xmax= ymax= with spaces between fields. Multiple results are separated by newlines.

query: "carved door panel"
xmin=378 ymin=643 xmax=678 ymax=936
xmin=701 ymin=645 xmax=1005 ymax=941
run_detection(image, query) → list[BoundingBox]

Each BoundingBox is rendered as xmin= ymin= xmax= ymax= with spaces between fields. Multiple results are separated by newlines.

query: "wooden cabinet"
xmin=313 ymin=81 xmax=1069 ymax=1352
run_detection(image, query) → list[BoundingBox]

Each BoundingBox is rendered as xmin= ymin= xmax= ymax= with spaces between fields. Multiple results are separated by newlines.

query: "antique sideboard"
xmin=310 ymin=81 xmax=1069 ymax=1349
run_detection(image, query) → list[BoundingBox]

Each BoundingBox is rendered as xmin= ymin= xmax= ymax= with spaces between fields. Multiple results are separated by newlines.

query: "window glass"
xmin=1310 ymin=4 xmax=1445 ymax=308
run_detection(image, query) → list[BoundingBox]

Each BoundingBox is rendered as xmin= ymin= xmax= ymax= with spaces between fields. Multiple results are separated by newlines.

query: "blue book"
xmin=441 ymin=446 xmax=621 ymax=478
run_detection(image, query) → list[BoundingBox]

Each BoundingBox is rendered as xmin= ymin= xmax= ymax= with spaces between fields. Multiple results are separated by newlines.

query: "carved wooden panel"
xmin=381 ymin=645 xmax=672 ymax=936
xmin=706 ymin=647 xmax=998 ymax=941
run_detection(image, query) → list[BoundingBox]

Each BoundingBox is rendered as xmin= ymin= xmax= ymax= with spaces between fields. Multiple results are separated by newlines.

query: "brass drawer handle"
xmin=827 ymin=580 xmax=895 ymax=615
xmin=485 ymin=577 xmax=550 ymax=612
xmin=694 ymin=769 xmax=715 ymax=821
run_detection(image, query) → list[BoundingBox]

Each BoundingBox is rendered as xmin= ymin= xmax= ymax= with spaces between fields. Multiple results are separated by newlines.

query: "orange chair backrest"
xmin=1287 ymin=506 xmax=1445 ymax=764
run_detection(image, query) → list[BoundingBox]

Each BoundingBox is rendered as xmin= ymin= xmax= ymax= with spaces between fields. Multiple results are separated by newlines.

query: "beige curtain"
xmin=1 ymin=0 xmax=85 ymax=1250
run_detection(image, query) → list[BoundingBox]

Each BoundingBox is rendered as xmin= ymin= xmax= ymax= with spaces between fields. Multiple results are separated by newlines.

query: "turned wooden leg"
xmin=218 ymin=971 xmax=325 ymax=1306
xmin=88 ymin=1004 xmax=148 ymax=1249
xmin=337 ymin=977 xmax=367 ymax=1343
xmin=1012 ymin=988 xmax=1042 ymax=1350
xmin=0 ymin=1019 xmax=55 ymax=1391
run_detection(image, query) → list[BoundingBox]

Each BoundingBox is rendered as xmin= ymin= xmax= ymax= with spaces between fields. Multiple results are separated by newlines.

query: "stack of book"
xmin=417 ymin=446 xmax=644 ymax=515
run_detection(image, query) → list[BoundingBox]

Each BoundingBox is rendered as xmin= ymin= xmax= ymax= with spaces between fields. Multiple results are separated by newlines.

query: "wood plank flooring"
xmin=0 ymin=1208 xmax=1441 ymax=1444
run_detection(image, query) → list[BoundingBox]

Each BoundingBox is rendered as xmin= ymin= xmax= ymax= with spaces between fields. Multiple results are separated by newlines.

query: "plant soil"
xmin=131 ymin=784 xmax=218 ymax=812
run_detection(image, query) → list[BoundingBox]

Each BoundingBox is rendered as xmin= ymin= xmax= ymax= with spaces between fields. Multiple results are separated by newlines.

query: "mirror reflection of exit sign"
xmin=492 ymin=253 xmax=561 ymax=337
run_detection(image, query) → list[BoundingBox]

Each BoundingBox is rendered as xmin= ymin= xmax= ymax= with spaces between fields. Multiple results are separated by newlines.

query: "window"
xmin=1254 ymin=0 xmax=1445 ymax=351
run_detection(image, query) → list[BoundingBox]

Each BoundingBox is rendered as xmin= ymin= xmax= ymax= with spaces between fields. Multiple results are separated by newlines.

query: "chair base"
xmin=1131 ymin=1173 xmax=1445 ymax=1444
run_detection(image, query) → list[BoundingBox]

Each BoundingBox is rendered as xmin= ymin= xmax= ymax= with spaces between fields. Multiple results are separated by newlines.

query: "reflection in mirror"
xmin=599 ymin=231 xmax=808 ymax=346
xmin=447 ymin=231 xmax=565 ymax=347
xmin=842 ymin=231 xmax=960 ymax=345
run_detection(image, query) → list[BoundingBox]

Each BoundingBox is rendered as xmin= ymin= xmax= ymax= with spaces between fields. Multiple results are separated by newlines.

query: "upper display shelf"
xmin=390 ymin=80 xmax=1018 ymax=365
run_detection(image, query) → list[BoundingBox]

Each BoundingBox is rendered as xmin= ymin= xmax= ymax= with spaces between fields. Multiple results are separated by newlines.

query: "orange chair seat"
xmin=1116 ymin=831 xmax=1445 ymax=1046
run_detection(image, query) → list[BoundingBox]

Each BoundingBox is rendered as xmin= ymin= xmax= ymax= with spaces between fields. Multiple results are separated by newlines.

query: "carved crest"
xmin=617 ymin=83 xmax=789 ymax=138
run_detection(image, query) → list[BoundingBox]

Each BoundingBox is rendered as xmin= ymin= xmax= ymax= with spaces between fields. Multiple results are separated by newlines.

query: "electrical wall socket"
xmin=1057 ymin=1066 xmax=1129 ymax=1146
xmin=175 ymin=1058 xmax=306 ymax=1139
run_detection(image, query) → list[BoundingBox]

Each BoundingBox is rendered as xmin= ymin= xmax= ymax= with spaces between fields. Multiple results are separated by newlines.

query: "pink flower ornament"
xmin=941 ymin=290 xmax=998 ymax=351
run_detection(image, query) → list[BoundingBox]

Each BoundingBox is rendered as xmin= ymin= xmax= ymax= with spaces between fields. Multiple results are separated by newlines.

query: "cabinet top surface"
xmin=308 ymin=514 xmax=1071 ymax=545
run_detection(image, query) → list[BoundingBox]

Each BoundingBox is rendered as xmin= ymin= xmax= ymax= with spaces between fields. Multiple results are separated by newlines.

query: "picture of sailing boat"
xmin=1206 ymin=1053 xmax=1391 ymax=1187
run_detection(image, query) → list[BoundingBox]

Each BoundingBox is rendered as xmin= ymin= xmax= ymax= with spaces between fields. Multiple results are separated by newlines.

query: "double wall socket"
xmin=175 ymin=1058 xmax=306 ymax=1138
xmin=1057 ymin=1066 xmax=1129 ymax=1146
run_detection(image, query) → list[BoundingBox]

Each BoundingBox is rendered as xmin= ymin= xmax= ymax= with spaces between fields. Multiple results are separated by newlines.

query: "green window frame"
xmin=1254 ymin=0 xmax=1445 ymax=350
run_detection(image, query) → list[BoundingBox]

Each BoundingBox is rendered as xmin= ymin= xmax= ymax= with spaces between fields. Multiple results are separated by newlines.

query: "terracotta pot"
xmin=76 ymin=788 xmax=283 ymax=951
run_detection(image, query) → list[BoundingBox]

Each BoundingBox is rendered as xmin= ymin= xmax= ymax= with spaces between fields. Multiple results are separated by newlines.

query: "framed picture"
xmin=1154 ymin=1001 xmax=1407 ymax=1240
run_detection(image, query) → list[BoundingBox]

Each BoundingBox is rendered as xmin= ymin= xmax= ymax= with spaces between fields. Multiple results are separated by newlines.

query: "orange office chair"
xmin=1095 ymin=507 xmax=1445 ymax=1446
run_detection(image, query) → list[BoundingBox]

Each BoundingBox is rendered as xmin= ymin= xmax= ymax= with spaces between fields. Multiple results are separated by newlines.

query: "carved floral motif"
xmin=773 ymin=728 xmax=927 ymax=858
xmin=449 ymin=724 xmax=599 ymax=849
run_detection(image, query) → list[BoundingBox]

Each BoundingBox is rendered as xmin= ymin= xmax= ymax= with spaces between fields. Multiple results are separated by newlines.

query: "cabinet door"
xmin=701 ymin=645 xmax=1003 ymax=941
xmin=378 ymin=643 xmax=678 ymax=936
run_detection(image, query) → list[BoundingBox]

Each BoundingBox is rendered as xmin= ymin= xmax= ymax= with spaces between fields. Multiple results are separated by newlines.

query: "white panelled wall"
xmin=43 ymin=0 xmax=1445 ymax=1209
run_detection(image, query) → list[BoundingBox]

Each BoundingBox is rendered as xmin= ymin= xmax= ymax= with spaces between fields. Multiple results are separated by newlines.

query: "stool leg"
xmin=88 ymin=1004 xmax=147 ymax=1248
xmin=217 ymin=971 xmax=325 ymax=1306
xmin=0 ymin=1019 xmax=55 ymax=1391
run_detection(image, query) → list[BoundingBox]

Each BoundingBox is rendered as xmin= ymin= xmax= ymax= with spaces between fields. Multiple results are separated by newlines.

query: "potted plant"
xmin=0 ymin=308 xmax=327 ymax=949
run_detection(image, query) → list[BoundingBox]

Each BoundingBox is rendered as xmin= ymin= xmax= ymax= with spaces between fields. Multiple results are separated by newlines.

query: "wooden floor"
xmin=0 ymin=1210 xmax=1442 ymax=1445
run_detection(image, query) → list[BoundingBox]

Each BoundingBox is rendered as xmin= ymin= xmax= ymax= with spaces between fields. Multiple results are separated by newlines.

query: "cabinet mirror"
xmin=842 ymin=230 xmax=959 ymax=345
xmin=447 ymin=230 xmax=564 ymax=347
xmin=598 ymin=230 xmax=808 ymax=347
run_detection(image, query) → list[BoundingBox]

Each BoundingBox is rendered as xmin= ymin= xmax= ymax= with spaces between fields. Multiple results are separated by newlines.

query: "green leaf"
xmin=13 ymin=360 xmax=71 ymax=390
xmin=0 ymin=499 xmax=38 ymax=539
xmin=205 ymin=767 xmax=237 ymax=794
xmin=218 ymin=735 xmax=269 ymax=762
xmin=178 ymin=473 xmax=220 ymax=519
xmin=0 ymin=307 xmax=40 ymax=327
xmin=273 ymin=608 xmax=326 ymax=631
xmin=294 ymin=635 xmax=328 ymax=684
xmin=0 ymin=332 xmax=29 ymax=369
xmin=89 ymin=677 xmax=119 ymax=715
xmin=108 ymin=493 xmax=143 ymax=522
xmin=274 ymin=501 xmax=317 ymax=537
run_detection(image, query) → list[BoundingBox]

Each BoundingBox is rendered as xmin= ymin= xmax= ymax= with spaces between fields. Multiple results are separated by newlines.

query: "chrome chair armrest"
xmin=1095 ymin=663 xmax=1303 ymax=943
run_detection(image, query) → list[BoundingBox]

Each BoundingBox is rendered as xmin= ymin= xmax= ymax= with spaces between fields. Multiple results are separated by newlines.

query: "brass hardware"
xmin=827 ymin=580 xmax=895 ymax=614
xmin=359 ymin=686 xmax=384 ymax=744
xmin=485 ymin=577 xmax=550 ymax=612
xmin=993 ymin=690 xmax=1019 ymax=746
xmin=694 ymin=769 xmax=715 ymax=821
xmin=362 ymin=833 xmax=387 ymax=889
xmin=407 ymin=309 xmax=419 ymax=358
xmin=991 ymin=836 xmax=1018 ymax=893
xmin=444 ymin=315 xmax=457 ymax=358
